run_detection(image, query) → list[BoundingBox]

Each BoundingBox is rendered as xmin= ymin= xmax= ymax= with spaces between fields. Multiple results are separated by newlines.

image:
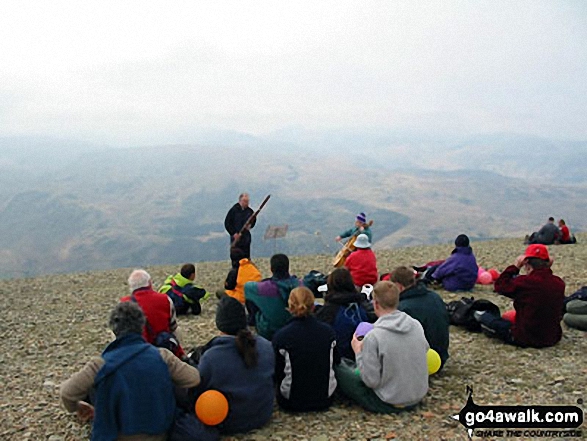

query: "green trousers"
xmin=335 ymin=362 xmax=417 ymax=414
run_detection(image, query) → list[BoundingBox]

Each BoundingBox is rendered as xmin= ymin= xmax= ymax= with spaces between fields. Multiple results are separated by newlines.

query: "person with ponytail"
xmin=272 ymin=287 xmax=339 ymax=411
xmin=194 ymin=296 xmax=275 ymax=434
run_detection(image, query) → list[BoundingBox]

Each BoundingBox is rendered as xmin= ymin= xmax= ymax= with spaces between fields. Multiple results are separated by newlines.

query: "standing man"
xmin=225 ymin=193 xmax=256 ymax=260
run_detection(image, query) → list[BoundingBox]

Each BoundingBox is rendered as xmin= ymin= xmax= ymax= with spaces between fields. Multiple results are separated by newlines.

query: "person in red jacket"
xmin=121 ymin=269 xmax=186 ymax=358
xmin=475 ymin=244 xmax=565 ymax=348
xmin=558 ymin=219 xmax=576 ymax=244
xmin=344 ymin=234 xmax=378 ymax=288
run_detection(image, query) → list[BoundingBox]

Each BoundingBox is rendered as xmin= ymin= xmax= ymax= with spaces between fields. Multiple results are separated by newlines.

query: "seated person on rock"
xmin=526 ymin=217 xmax=561 ymax=245
xmin=475 ymin=244 xmax=565 ymax=348
xmin=429 ymin=234 xmax=478 ymax=292
xmin=191 ymin=296 xmax=275 ymax=435
xmin=220 ymin=247 xmax=262 ymax=304
xmin=335 ymin=281 xmax=429 ymax=413
xmin=273 ymin=287 xmax=339 ymax=412
xmin=344 ymin=233 xmax=379 ymax=288
xmin=390 ymin=266 xmax=450 ymax=369
xmin=315 ymin=267 xmax=375 ymax=361
xmin=60 ymin=302 xmax=201 ymax=441
xmin=159 ymin=263 xmax=209 ymax=315
xmin=244 ymin=253 xmax=300 ymax=340
xmin=121 ymin=269 xmax=186 ymax=358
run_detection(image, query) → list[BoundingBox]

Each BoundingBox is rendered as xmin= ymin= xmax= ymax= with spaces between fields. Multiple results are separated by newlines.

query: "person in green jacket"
xmin=244 ymin=254 xmax=300 ymax=340
xmin=336 ymin=212 xmax=372 ymax=243
xmin=390 ymin=266 xmax=450 ymax=369
xmin=159 ymin=263 xmax=210 ymax=315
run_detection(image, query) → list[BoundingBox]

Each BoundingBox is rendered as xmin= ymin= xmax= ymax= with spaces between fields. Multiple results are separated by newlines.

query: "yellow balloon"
xmin=427 ymin=349 xmax=441 ymax=375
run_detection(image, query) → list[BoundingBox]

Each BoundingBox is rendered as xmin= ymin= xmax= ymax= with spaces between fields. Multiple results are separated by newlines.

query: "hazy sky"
xmin=1 ymin=1 xmax=586 ymax=146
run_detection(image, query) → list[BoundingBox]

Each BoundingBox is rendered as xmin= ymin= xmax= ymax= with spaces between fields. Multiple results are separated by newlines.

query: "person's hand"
xmin=514 ymin=255 xmax=527 ymax=269
xmin=76 ymin=401 xmax=94 ymax=422
xmin=359 ymin=226 xmax=364 ymax=232
xmin=335 ymin=236 xmax=342 ymax=242
xmin=233 ymin=233 xmax=241 ymax=241
xmin=351 ymin=333 xmax=363 ymax=354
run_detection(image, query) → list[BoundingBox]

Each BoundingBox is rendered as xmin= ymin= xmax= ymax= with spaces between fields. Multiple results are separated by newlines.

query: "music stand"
xmin=264 ymin=225 xmax=288 ymax=253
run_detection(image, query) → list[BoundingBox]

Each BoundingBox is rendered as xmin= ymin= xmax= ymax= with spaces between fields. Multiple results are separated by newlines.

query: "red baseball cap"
xmin=524 ymin=244 xmax=550 ymax=261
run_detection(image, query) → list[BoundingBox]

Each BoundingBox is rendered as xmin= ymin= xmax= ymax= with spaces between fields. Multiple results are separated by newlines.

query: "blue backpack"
xmin=333 ymin=303 xmax=368 ymax=360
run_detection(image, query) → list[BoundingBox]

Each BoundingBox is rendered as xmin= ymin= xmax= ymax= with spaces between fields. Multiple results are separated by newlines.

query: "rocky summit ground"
xmin=1 ymin=236 xmax=586 ymax=441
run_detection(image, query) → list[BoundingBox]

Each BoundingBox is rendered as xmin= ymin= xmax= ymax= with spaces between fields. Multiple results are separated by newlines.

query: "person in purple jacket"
xmin=430 ymin=234 xmax=478 ymax=292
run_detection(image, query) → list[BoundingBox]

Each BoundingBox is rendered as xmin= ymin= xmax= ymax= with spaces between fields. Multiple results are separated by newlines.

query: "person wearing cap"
xmin=390 ymin=266 xmax=450 ymax=369
xmin=336 ymin=212 xmax=372 ymax=243
xmin=273 ymin=287 xmax=339 ymax=412
xmin=193 ymin=296 xmax=275 ymax=434
xmin=475 ymin=244 xmax=565 ymax=348
xmin=60 ymin=302 xmax=202 ymax=441
xmin=430 ymin=234 xmax=478 ymax=292
xmin=344 ymin=233 xmax=379 ymax=288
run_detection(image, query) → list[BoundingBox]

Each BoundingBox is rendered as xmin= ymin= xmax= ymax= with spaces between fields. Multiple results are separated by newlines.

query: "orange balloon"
xmin=195 ymin=390 xmax=229 ymax=426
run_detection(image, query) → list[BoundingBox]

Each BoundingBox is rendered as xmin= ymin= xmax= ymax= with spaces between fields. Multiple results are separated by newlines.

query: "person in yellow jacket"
xmin=159 ymin=264 xmax=210 ymax=315
xmin=223 ymin=247 xmax=262 ymax=304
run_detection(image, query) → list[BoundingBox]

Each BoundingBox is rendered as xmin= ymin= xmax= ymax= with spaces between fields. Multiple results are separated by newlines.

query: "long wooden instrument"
xmin=332 ymin=220 xmax=374 ymax=267
xmin=232 ymin=194 xmax=271 ymax=246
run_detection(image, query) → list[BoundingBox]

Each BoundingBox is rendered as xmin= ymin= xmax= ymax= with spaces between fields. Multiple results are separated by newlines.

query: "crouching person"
xmin=335 ymin=281 xmax=429 ymax=413
xmin=60 ymin=302 xmax=202 ymax=441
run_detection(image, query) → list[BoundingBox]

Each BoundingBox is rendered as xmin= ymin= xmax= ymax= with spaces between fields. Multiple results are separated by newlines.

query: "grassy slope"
xmin=0 ymin=236 xmax=586 ymax=440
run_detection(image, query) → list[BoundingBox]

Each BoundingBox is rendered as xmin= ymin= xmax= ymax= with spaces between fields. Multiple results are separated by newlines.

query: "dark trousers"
xmin=477 ymin=311 xmax=517 ymax=345
xmin=230 ymin=232 xmax=251 ymax=260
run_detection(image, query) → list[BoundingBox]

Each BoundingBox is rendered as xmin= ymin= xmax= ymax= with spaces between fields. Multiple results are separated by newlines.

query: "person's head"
xmin=522 ymin=244 xmax=551 ymax=272
xmin=230 ymin=247 xmax=247 ymax=266
xmin=327 ymin=267 xmax=356 ymax=293
xmin=548 ymin=216 xmax=555 ymax=223
xmin=128 ymin=269 xmax=152 ymax=292
xmin=180 ymin=263 xmax=196 ymax=281
xmin=109 ymin=302 xmax=146 ymax=338
xmin=239 ymin=192 xmax=250 ymax=209
xmin=354 ymin=233 xmax=371 ymax=249
xmin=372 ymin=281 xmax=400 ymax=316
xmin=390 ymin=266 xmax=416 ymax=291
xmin=455 ymin=234 xmax=470 ymax=248
xmin=270 ymin=253 xmax=289 ymax=279
xmin=355 ymin=212 xmax=367 ymax=227
xmin=288 ymin=287 xmax=315 ymax=317
xmin=559 ymin=219 xmax=566 ymax=227
xmin=215 ymin=295 xmax=257 ymax=368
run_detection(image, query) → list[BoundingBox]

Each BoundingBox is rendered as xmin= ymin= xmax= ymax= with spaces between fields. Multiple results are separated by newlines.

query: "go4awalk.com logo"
xmin=452 ymin=386 xmax=584 ymax=438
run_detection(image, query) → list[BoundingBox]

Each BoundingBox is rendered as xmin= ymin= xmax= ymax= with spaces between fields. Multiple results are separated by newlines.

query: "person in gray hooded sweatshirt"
xmin=335 ymin=281 xmax=429 ymax=413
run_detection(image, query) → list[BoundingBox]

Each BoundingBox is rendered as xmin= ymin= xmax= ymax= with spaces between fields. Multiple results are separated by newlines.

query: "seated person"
xmin=558 ymin=219 xmax=576 ymax=244
xmin=121 ymin=269 xmax=186 ymax=358
xmin=222 ymin=247 xmax=262 ymax=304
xmin=315 ymin=267 xmax=374 ymax=360
xmin=430 ymin=234 xmax=478 ymax=292
xmin=344 ymin=234 xmax=379 ymax=288
xmin=475 ymin=244 xmax=565 ymax=348
xmin=192 ymin=296 xmax=275 ymax=435
xmin=60 ymin=302 xmax=202 ymax=441
xmin=336 ymin=212 xmax=372 ymax=243
xmin=273 ymin=287 xmax=339 ymax=412
xmin=244 ymin=253 xmax=300 ymax=340
xmin=564 ymin=299 xmax=587 ymax=331
xmin=526 ymin=217 xmax=561 ymax=245
xmin=159 ymin=263 xmax=209 ymax=315
xmin=335 ymin=281 xmax=429 ymax=413
xmin=390 ymin=266 xmax=450 ymax=369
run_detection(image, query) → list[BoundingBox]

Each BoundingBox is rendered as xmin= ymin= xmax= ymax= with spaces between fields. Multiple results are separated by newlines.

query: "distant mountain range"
xmin=0 ymin=132 xmax=585 ymax=278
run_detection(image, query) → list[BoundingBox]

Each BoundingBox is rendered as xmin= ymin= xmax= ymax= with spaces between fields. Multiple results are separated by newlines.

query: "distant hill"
xmin=0 ymin=133 xmax=585 ymax=278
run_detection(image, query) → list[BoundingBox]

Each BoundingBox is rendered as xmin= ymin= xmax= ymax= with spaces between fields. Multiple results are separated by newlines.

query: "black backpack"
xmin=303 ymin=270 xmax=327 ymax=298
xmin=446 ymin=297 xmax=501 ymax=332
